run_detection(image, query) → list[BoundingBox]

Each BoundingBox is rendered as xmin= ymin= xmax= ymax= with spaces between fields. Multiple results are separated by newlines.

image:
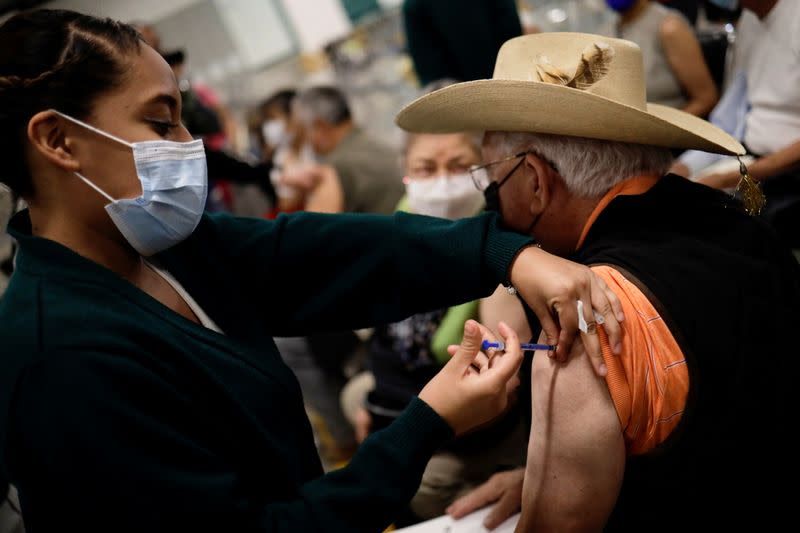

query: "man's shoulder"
xmin=331 ymin=129 xmax=394 ymax=162
xmin=329 ymin=132 xmax=398 ymax=181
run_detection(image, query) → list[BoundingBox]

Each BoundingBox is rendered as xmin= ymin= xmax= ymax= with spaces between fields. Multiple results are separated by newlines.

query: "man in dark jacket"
xmin=397 ymin=31 xmax=799 ymax=530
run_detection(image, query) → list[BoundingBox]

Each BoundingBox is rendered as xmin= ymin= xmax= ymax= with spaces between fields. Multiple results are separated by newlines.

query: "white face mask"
xmin=53 ymin=110 xmax=208 ymax=256
xmin=405 ymin=173 xmax=484 ymax=220
xmin=262 ymin=120 xmax=287 ymax=147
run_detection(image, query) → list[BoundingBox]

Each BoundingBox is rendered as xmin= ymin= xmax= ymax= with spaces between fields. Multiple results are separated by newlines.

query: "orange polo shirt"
xmin=579 ymin=176 xmax=689 ymax=455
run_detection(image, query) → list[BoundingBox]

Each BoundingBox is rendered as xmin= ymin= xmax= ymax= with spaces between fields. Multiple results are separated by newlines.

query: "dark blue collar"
xmin=7 ymin=210 xmax=126 ymax=285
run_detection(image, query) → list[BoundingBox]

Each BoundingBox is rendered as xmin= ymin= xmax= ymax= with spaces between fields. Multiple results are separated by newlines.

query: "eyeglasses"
xmin=468 ymin=152 xmax=528 ymax=192
xmin=468 ymin=151 xmax=560 ymax=191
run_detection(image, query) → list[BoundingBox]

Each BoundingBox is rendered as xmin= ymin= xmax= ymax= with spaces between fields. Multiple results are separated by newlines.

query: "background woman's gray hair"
xmin=401 ymin=78 xmax=483 ymax=157
xmin=497 ymin=132 xmax=675 ymax=198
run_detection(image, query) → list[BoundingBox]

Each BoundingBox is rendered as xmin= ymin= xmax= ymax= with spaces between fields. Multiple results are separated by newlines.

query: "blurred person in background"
xmin=655 ymin=0 xmax=699 ymax=23
xmin=257 ymin=89 xmax=343 ymax=218
xmin=605 ymin=0 xmax=719 ymax=116
xmin=258 ymin=89 xmax=296 ymax=162
xmin=258 ymin=89 xmax=305 ymax=217
xmin=674 ymin=0 xmax=800 ymax=250
xmin=278 ymin=164 xmax=344 ymax=215
xmin=516 ymin=1 xmax=541 ymax=35
xmin=132 ymin=22 xmax=161 ymax=51
xmin=0 ymin=10 xmax=626 ymax=532
xmin=294 ymin=86 xmax=404 ymax=215
xmin=340 ymin=80 xmax=531 ymax=523
xmin=402 ymin=0 xmax=522 ymax=86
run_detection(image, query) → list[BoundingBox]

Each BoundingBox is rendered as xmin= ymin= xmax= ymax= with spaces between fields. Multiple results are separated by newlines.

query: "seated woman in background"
xmin=341 ymin=83 xmax=532 ymax=522
xmin=606 ymin=0 xmax=719 ymax=117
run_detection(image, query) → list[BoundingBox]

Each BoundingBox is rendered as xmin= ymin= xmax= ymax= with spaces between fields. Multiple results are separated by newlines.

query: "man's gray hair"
xmin=294 ymin=86 xmax=352 ymax=126
xmin=497 ymin=132 xmax=675 ymax=198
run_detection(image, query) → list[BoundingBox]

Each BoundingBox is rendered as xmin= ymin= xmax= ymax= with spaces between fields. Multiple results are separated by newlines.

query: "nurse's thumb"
xmin=451 ymin=320 xmax=483 ymax=368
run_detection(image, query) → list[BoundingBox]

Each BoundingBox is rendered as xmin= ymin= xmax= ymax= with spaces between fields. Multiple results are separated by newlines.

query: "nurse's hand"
xmin=419 ymin=320 xmax=523 ymax=436
xmin=510 ymin=246 xmax=625 ymax=377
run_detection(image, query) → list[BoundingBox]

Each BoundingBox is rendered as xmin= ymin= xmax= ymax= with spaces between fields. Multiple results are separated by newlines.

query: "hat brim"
xmin=395 ymin=80 xmax=744 ymax=155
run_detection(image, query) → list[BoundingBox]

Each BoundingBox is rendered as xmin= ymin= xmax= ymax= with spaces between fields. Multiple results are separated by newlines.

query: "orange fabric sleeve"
xmin=592 ymin=266 xmax=689 ymax=455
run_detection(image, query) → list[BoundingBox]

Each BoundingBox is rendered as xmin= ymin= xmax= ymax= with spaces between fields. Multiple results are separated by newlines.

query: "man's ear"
xmin=525 ymin=152 xmax=553 ymax=216
xmin=27 ymin=111 xmax=81 ymax=173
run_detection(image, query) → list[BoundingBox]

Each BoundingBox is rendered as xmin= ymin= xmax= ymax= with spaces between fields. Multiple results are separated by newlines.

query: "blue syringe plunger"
xmin=481 ymin=340 xmax=557 ymax=352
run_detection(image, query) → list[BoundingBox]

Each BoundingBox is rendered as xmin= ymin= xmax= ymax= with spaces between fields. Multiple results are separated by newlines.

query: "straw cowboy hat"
xmin=396 ymin=32 xmax=744 ymax=156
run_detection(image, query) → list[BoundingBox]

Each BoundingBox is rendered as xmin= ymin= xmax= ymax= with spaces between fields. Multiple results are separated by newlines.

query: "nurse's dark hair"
xmin=0 ymin=9 xmax=142 ymax=196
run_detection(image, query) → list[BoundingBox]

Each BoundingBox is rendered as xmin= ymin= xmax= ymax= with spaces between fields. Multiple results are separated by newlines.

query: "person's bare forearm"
xmin=681 ymin=89 xmax=717 ymax=118
xmin=750 ymin=140 xmax=800 ymax=181
xmin=661 ymin=15 xmax=718 ymax=118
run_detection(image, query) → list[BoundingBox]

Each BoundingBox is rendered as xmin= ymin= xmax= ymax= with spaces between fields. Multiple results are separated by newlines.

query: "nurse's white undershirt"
xmin=145 ymin=260 xmax=224 ymax=334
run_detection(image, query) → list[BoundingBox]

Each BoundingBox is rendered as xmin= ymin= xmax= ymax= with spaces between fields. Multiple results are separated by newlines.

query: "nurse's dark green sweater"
xmin=0 ymin=210 xmax=531 ymax=532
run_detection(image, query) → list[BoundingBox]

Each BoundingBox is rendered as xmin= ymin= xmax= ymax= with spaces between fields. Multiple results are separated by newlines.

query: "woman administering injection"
xmin=0 ymin=10 xmax=622 ymax=532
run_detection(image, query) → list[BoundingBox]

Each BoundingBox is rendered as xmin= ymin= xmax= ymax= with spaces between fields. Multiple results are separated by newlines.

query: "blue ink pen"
xmin=482 ymin=340 xmax=557 ymax=352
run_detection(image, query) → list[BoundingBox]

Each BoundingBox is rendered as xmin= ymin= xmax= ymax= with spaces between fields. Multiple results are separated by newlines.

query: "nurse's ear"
xmin=26 ymin=110 xmax=81 ymax=173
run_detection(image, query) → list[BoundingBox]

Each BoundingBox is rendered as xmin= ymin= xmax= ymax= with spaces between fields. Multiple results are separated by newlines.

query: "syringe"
xmin=481 ymin=340 xmax=557 ymax=352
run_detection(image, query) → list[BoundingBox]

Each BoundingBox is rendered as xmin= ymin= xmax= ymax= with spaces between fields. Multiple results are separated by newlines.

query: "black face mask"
xmin=483 ymin=181 xmax=502 ymax=213
xmin=483 ymin=156 xmax=527 ymax=213
xmin=484 ymin=156 xmax=542 ymax=236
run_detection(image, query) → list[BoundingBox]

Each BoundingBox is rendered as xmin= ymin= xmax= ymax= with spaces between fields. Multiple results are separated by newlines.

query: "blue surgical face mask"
xmin=605 ymin=0 xmax=637 ymax=13
xmin=53 ymin=110 xmax=208 ymax=256
xmin=708 ymin=0 xmax=739 ymax=10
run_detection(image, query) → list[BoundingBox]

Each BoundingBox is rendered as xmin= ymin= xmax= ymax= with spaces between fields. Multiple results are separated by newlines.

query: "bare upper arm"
xmin=660 ymin=15 xmax=718 ymax=113
xmin=518 ymin=338 xmax=625 ymax=532
xmin=305 ymin=165 xmax=344 ymax=213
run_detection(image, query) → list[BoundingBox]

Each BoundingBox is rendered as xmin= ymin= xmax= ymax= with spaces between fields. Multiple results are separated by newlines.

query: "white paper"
xmin=393 ymin=508 xmax=519 ymax=533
